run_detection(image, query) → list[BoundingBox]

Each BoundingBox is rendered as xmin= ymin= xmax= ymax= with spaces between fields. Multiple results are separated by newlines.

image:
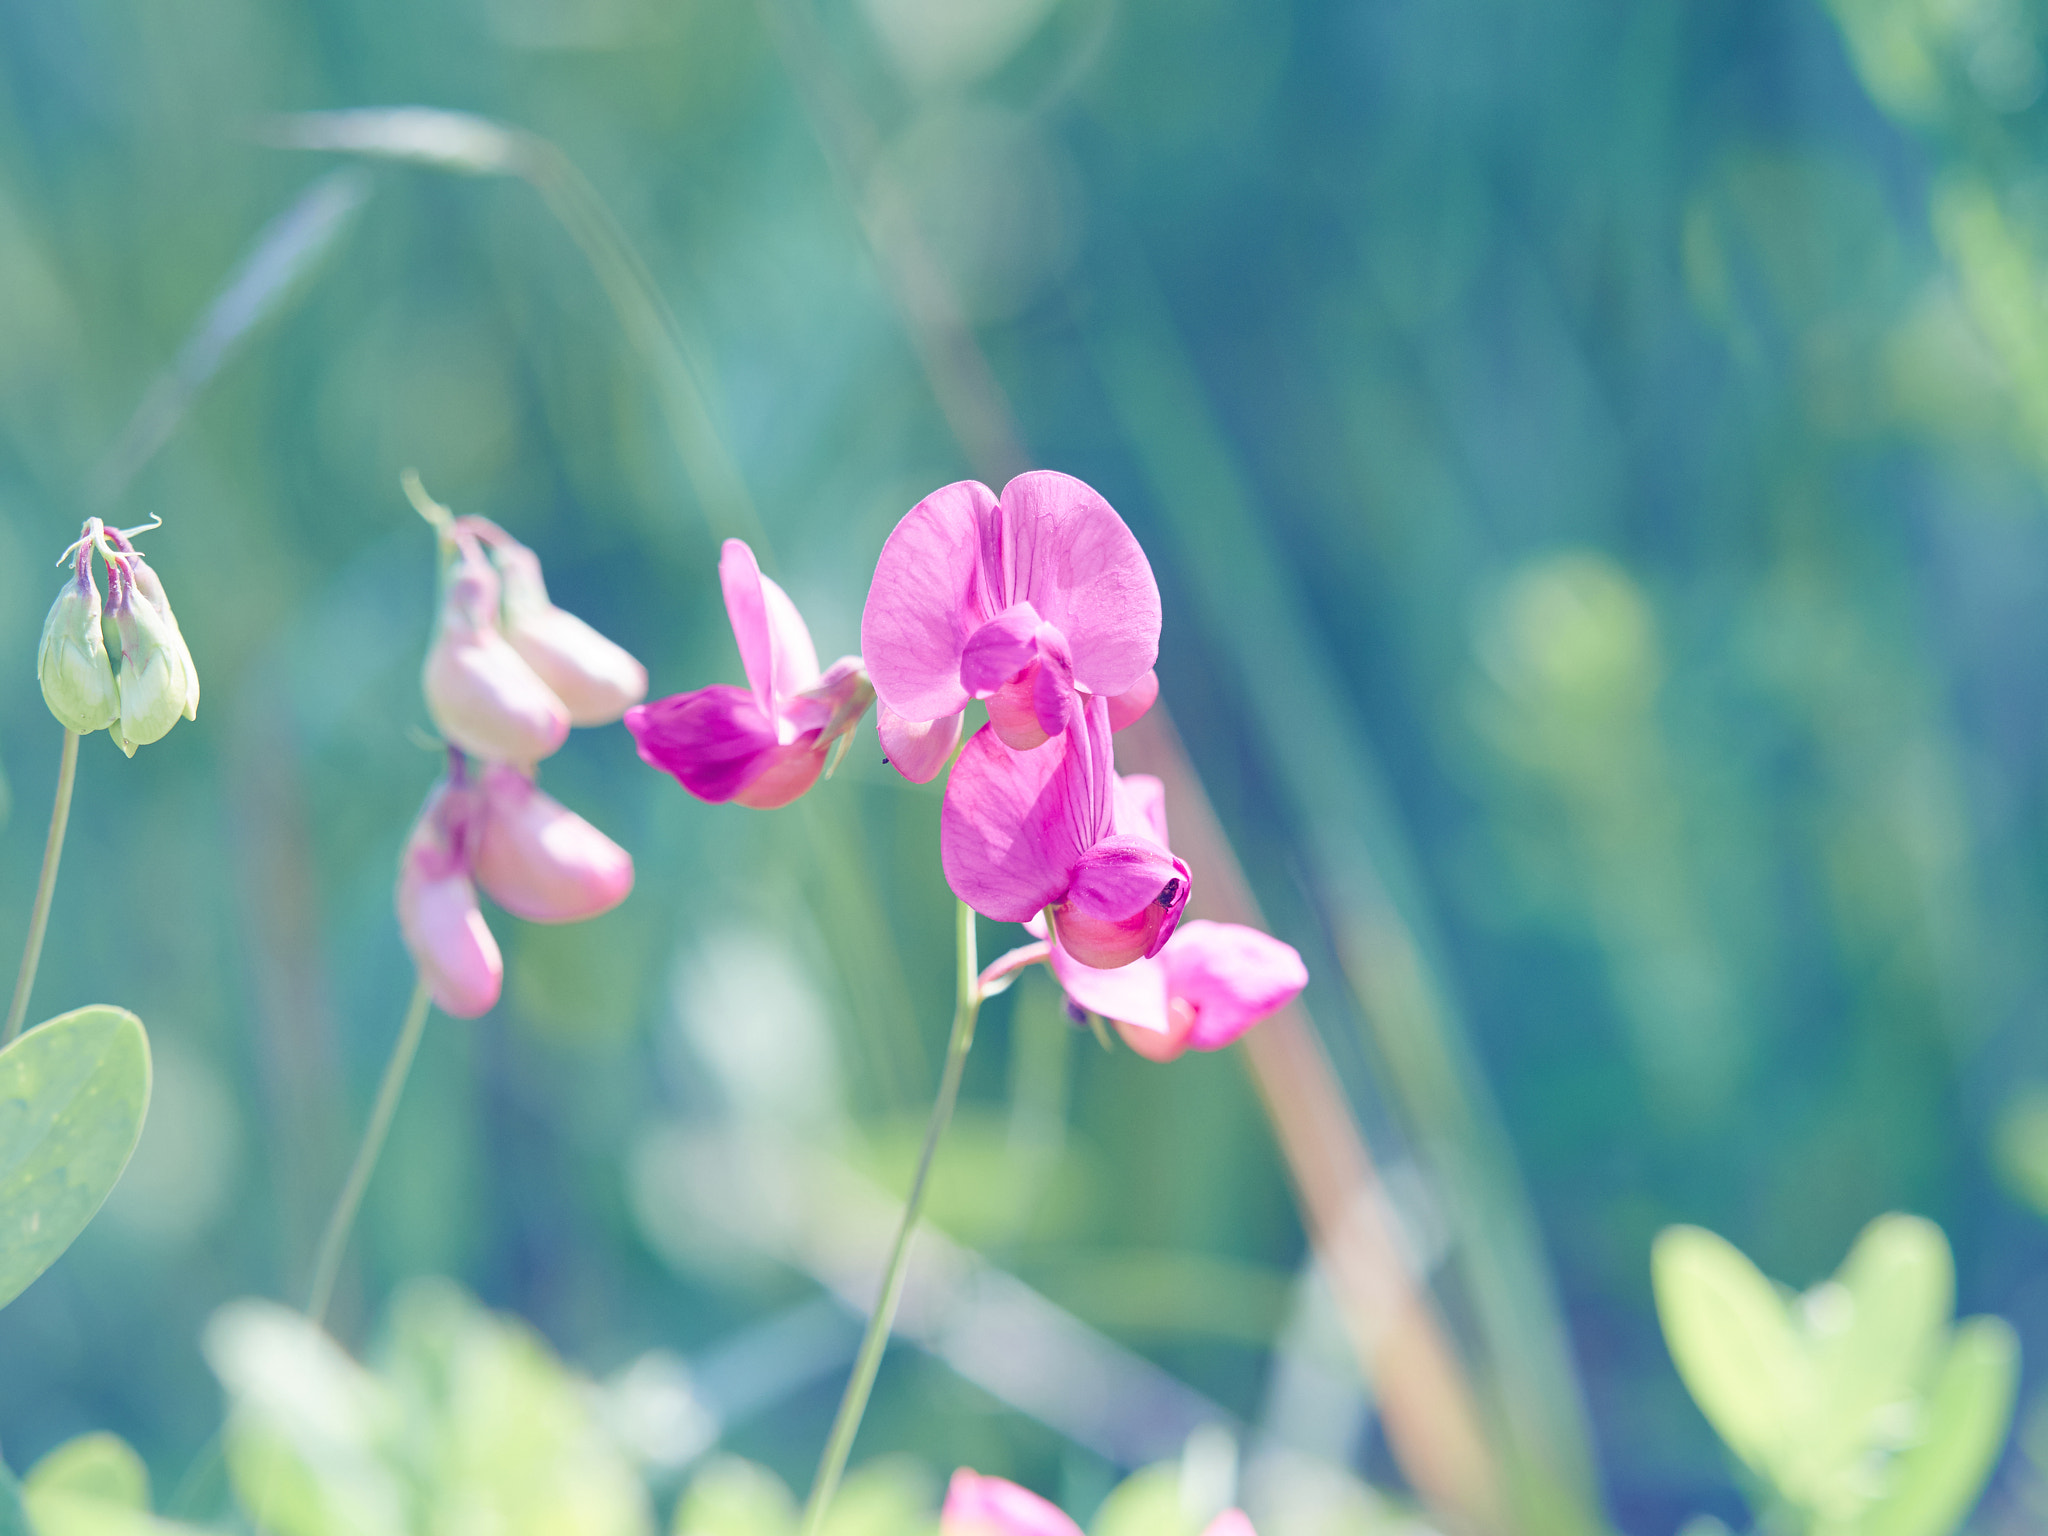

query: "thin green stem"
xmin=305 ymin=980 xmax=432 ymax=1327
xmin=4 ymin=729 xmax=80 ymax=1047
xmin=800 ymin=899 xmax=980 ymax=1536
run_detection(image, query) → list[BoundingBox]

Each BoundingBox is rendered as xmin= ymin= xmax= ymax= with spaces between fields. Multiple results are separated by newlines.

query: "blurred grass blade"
xmin=1862 ymin=1317 xmax=2019 ymax=1536
xmin=90 ymin=170 xmax=371 ymax=507
xmin=262 ymin=107 xmax=528 ymax=175
xmin=0 ymin=1006 xmax=152 ymax=1310
xmin=1650 ymin=1226 xmax=1805 ymax=1481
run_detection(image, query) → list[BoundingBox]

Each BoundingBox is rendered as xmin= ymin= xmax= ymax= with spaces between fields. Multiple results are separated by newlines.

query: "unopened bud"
xmin=395 ymin=770 xmax=502 ymax=1018
xmin=464 ymin=520 xmax=647 ymax=727
xmin=107 ymin=556 xmax=193 ymax=757
xmin=105 ymin=529 xmax=197 ymax=722
xmin=422 ymin=538 xmax=571 ymax=764
xmin=38 ymin=546 xmax=119 ymax=735
xmin=470 ymin=762 xmax=634 ymax=923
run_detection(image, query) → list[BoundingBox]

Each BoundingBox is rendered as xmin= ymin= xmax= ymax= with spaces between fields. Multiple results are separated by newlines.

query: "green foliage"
xmin=1653 ymin=1216 xmax=2018 ymax=1536
xmin=670 ymin=1457 xmax=932 ymax=1536
xmin=0 ymin=1007 xmax=151 ymax=1310
xmin=17 ymin=1431 xmax=214 ymax=1536
xmin=1089 ymin=1465 xmax=1200 ymax=1536
xmin=203 ymin=1281 xmax=651 ymax=1536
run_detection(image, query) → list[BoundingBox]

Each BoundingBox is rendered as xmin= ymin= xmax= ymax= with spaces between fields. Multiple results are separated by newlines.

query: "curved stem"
xmin=305 ymin=980 xmax=432 ymax=1326
xmin=4 ymin=729 xmax=81 ymax=1047
xmin=800 ymin=899 xmax=980 ymax=1535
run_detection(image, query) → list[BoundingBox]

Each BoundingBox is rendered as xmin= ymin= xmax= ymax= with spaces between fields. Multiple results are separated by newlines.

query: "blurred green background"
xmin=1 ymin=0 xmax=2046 ymax=1529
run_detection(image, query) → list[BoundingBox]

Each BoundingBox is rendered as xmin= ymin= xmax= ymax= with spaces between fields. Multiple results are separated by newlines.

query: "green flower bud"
xmin=37 ymin=548 xmax=118 ymax=735
xmin=104 ymin=529 xmax=197 ymax=722
xmin=107 ymin=555 xmax=191 ymax=757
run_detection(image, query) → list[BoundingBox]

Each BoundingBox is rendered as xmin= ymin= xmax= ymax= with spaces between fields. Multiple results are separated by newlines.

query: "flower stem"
xmin=800 ymin=898 xmax=981 ymax=1536
xmin=4 ymin=729 xmax=80 ymax=1047
xmin=305 ymin=979 xmax=432 ymax=1327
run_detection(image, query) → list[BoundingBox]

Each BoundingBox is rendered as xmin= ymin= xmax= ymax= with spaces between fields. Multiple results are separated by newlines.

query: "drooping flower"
xmin=470 ymin=762 xmax=634 ymax=923
xmin=861 ymin=472 xmax=1161 ymax=770
xmin=38 ymin=541 xmax=120 ymax=735
xmin=940 ymin=1470 xmax=1082 ymax=1536
xmin=105 ymin=549 xmax=194 ymax=757
xmin=422 ymin=533 xmax=572 ymax=765
xmin=1054 ymin=918 xmax=1307 ymax=1062
xmin=459 ymin=516 xmax=648 ymax=726
xmin=941 ymin=695 xmax=1190 ymax=968
xmin=626 ymin=539 xmax=874 ymax=810
xmin=396 ymin=767 xmax=503 ymax=1019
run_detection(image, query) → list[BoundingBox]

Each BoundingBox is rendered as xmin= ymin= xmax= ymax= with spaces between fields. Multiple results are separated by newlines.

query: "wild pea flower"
xmin=941 ymin=1471 xmax=1257 ymax=1536
xmin=38 ymin=541 xmax=120 ymax=735
xmin=1054 ymin=919 xmax=1308 ymax=1062
xmin=458 ymin=515 xmax=648 ymax=726
xmin=626 ymin=539 xmax=874 ymax=809
xmin=942 ymin=694 xmax=1190 ymax=968
xmin=103 ymin=545 xmax=194 ymax=757
xmin=470 ymin=761 xmax=634 ymax=923
xmin=861 ymin=471 xmax=1161 ymax=775
xmin=396 ymin=765 xmax=502 ymax=1019
xmin=422 ymin=531 xmax=572 ymax=765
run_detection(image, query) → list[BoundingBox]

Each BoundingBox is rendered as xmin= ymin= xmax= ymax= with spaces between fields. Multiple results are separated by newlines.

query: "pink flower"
xmin=940 ymin=1470 xmax=1081 ymax=1536
xmin=396 ymin=772 xmax=503 ymax=1019
xmin=422 ymin=535 xmax=571 ymax=765
xmin=459 ymin=516 xmax=648 ymax=727
xmin=1054 ymin=918 xmax=1307 ymax=1062
xmin=626 ymin=540 xmax=873 ymax=809
xmin=469 ymin=762 xmax=634 ymax=923
xmin=1200 ymin=1514 xmax=1257 ymax=1536
xmin=941 ymin=695 xmax=1190 ymax=968
xmin=861 ymin=472 xmax=1161 ymax=764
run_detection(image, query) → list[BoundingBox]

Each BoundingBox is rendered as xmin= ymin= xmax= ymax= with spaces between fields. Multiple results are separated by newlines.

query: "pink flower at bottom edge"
xmin=941 ymin=1470 xmax=1083 ymax=1536
xmin=1201 ymin=1511 xmax=1258 ymax=1536
xmin=1051 ymin=919 xmax=1307 ymax=1062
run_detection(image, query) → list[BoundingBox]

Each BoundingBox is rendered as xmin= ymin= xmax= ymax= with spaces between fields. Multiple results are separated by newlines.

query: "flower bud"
xmin=105 ymin=530 xmax=197 ymax=721
xmin=470 ymin=762 xmax=634 ymax=923
xmin=107 ymin=556 xmax=193 ymax=757
xmin=468 ymin=522 xmax=647 ymax=727
xmin=395 ymin=772 xmax=502 ymax=1018
xmin=421 ymin=539 xmax=571 ymax=764
xmin=38 ymin=547 xmax=119 ymax=735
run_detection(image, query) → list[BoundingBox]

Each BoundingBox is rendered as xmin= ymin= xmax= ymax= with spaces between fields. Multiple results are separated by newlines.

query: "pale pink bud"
xmin=941 ymin=1470 xmax=1082 ymax=1536
xmin=395 ymin=773 xmax=502 ymax=1018
xmin=465 ymin=519 xmax=648 ymax=726
xmin=421 ymin=539 xmax=571 ymax=764
xmin=470 ymin=762 xmax=634 ymax=923
xmin=106 ymin=555 xmax=193 ymax=757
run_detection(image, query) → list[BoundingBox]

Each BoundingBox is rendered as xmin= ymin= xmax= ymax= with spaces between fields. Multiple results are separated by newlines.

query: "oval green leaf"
xmin=1860 ymin=1316 xmax=2020 ymax=1536
xmin=0 ymin=1006 xmax=152 ymax=1310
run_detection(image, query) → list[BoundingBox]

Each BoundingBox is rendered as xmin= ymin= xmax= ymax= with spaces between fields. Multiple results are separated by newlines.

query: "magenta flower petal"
xmin=941 ymin=1470 xmax=1083 ymax=1536
xmin=959 ymin=601 xmax=1043 ymax=695
xmin=878 ymin=702 xmax=963 ymax=783
xmin=730 ymin=743 xmax=829 ymax=809
xmin=940 ymin=695 xmax=1113 ymax=922
xmin=470 ymin=763 xmax=634 ymax=923
xmin=863 ymin=479 xmax=1000 ymax=723
xmin=1162 ymin=919 xmax=1309 ymax=1050
xmin=987 ymin=668 xmax=1052 ymax=751
xmin=1030 ymin=625 xmax=1077 ymax=738
xmin=1067 ymin=834 xmax=1182 ymax=924
xmin=720 ymin=538 xmax=820 ymax=715
xmin=1111 ymin=772 xmax=1169 ymax=848
xmin=1200 ymin=1512 xmax=1258 ymax=1536
xmin=995 ymin=470 xmax=1160 ymax=698
xmin=1106 ymin=667 xmax=1159 ymax=731
xmin=1048 ymin=942 xmax=1171 ymax=1035
xmin=625 ymin=685 xmax=784 ymax=804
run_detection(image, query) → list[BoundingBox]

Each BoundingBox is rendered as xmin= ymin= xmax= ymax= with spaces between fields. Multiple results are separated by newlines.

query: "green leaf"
xmin=24 ymin=1435 xmax=149 ymax=1509
xmin=1090 ymin=1465 xmax=1199 ymax=1536
xmin=1857 ymin=1317 xmax=2019 ymax=1536
xmin=0 ymin=1007 xmax=151 ymax=1310
xmin=1652 ymin=1225 xmax=1810 ymax=1483
xmin=821 ymin=1459 xmax=935 ymax=1536
xmin=673 ymin=1457 xmax=797 ymax=1536
xmin=1802 ymin=1216 xmax=1954 ymax=1494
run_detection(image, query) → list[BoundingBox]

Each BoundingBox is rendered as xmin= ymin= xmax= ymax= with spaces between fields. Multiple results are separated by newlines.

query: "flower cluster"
xmin=630 ymin=471 xmax=1307 ymax=1057
xmin=942 ymin=1468 xmax=1257 ymax=1536
xmin=399 ymin=508 xmax=644 ymax=1017
xmin=39 ymin=518 xmax=198 ymax=755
